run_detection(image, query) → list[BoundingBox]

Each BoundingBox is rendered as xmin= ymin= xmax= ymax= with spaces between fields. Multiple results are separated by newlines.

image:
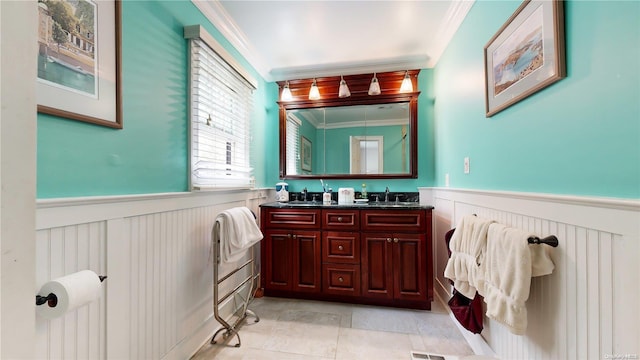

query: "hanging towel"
xmin=480 ymin=223 xmax=554 ymax=335
xmin=443 ymin=215 xmax=495 ymax=299
xmin=215 ymin=207 xmax=263 ymax=263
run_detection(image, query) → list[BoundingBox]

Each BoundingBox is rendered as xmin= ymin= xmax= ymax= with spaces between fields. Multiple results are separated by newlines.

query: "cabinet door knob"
xmin=393 ymin=238 xmax=399 ymax=243
xmin=288 ymin=234 xmax=292 ymax=238
xmin=292 ymin=234 xmax=297 ymax=239
xmin=338 ymin=245 xmax=344 ymax=250
xmin=337 ymin=216 xmax=343 ymax=222
xmin=387 ymin=238 xmax=392 ymax=243
xmin=338 ymin=277 xmax=344 ymax=283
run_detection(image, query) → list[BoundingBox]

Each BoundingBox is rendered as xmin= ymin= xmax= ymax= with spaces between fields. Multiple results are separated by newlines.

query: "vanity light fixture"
xmin=281 ymin=81 xmax=293 ymax=101
xmin=308 ymin=78 xmax=320 ymax=100
xmin=338 ymin=75 xmax=351 ymax=98
xmin=399 ymin=70 xmax=413 ymax=93
xmin=368 ymin=73 xmax=381 ymax=96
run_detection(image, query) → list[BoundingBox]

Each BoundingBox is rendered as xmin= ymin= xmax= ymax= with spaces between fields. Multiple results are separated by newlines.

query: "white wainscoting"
xmin=420 ymin=187 xmax=640 ymax=360
xmin=35 ymin=189 xmax=273 ymax=360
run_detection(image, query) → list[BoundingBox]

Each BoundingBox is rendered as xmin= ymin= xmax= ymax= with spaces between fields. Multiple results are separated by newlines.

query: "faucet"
xmin=302 ymin=187 xmax=308 ymax=201
xmin=384 ymin=186 xmax=390 ymax=202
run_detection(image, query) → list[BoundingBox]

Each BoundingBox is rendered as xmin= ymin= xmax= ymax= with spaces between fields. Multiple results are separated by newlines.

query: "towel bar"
xmin=527 ymin=235 xmax=559 ymax=247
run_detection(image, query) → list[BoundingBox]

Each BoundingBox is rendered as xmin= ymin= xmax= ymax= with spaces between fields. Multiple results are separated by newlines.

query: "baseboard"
xmin=433 ymin=284 xmax=497 ymax=358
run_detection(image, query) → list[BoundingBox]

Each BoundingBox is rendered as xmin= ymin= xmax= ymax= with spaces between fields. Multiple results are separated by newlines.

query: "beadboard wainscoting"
xmin=35 ymin=189 xmax=272 ymax=360
xmin=420 ymin=187 xmax=640 ymax=359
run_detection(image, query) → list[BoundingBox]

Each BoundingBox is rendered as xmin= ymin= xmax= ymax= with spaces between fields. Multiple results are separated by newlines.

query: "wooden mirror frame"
xmin=277 ymin=70 xmax=420 ymax=180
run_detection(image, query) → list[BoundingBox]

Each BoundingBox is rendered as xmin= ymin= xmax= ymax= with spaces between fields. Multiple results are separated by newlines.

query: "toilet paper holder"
xmin=35 ymin=275 xmax=107 ymax=307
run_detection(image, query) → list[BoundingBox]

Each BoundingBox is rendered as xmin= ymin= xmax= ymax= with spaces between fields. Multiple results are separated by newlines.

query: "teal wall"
xmin=37 ymin=0 xmax=277 ymax=198
xmin=433 ymin=0 xmax=639 ymax=199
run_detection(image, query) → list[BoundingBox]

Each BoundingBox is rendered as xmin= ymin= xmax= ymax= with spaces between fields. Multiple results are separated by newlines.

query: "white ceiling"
xmin=192 ymin=0 xmax=475 ymax=82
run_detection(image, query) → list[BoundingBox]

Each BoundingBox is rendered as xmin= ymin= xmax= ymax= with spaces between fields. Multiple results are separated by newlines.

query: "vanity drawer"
xmin=322 ymin=209 xmax=359 ymax=230
xmin=262 ymin=208 xmax=321 ymax=229
xmin=361 ymin=209 xmax=427 ymax=232
xmin=322 ymin=264 xmax=361 ymax=296
xmin=322 ymin=231 xmax=360 ymax=264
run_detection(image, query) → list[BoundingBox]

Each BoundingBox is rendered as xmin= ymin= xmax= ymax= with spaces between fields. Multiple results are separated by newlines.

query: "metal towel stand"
xmin=210 ymin=220 xmax=260 ymax=348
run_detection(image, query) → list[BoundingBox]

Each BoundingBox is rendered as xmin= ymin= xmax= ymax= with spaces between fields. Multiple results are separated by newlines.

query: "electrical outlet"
xmin=464 ymin=157 xmax=470 ymax=174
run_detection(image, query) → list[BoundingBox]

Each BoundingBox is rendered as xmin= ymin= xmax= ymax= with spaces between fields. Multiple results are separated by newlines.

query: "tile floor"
xmin=191 ymin=296 xmax=474 ymax=360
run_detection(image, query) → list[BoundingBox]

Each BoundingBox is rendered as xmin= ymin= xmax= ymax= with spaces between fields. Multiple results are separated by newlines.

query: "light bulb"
xmin=368 ymin=73 xmax=381 ymax=96
xmin=338 ymin=76 xmax=351 ymax=98
xmin=281 ymin=81 xmax=293 ymax=101
xmin=400 ymin=71 xmax=413 ymax=93
xmin=308 ymin=79 xmax=320 ymax=100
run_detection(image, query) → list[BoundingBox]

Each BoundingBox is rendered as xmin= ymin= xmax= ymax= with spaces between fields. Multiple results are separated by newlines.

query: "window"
xmin=185 ymin=25 xmax=257 ymax=189
xmin=286 ymin=114 xmax=301 ymax=175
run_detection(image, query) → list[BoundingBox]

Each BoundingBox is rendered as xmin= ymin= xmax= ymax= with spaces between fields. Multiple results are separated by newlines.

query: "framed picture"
xmin=37 ymin=0 xmax=122 ymax=128
xmin=484 ymin=0 xmax=565 ymax=117
xmin=301 ymin=136 xmax=312 ymax=172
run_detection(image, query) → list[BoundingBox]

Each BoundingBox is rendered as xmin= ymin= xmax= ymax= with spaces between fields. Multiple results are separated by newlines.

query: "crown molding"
xmin=191 ymin=0 xmax=271 ymax=80
xmin=429 ymin=0 xmax=475 ymax=67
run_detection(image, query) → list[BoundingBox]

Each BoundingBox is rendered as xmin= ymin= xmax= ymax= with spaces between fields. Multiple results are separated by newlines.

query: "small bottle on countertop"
xmin=361 ymin=183 xmax=367 ymax=199
xmin=323 ymin=188 xmax=332 ymax=205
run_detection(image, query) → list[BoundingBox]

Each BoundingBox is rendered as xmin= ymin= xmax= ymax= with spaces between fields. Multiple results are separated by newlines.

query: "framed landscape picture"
xmin=301 ymin=136 xmax=312 ymax=172
xmin=484 ymin=0 xmax=565 ymax=117
xmin=37 ymin=0 xmax=122 ymax=128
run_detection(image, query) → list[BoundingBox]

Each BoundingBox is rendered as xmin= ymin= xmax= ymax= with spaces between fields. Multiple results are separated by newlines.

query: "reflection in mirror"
xmin=285 ymin=103 xmax=409 ymax=176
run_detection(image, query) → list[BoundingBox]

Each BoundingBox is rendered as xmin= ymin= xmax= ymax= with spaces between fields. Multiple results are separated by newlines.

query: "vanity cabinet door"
xmin=361 ymin=233 xmax=394 ymax=299
xmin=263 ymin=229 xmax=292 ymax=291
xmin=292 ymin=230 xmax=322 ymax=293
xmin=392 ymin=232 xmax=427 ymax=302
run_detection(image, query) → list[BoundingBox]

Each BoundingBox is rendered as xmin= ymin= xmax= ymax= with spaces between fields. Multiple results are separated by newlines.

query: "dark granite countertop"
xmin=260 ymin=201 xmax=434 ymax=210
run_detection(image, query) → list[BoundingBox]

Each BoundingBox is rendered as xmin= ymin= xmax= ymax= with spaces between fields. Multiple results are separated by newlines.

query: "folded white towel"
xmin=215 ymin=207 xmax=263 ymax=263
xmin=443 ymin=214 xmax=495 ymax=299
xmin=480 ymin=223 xmax=554 ymax=335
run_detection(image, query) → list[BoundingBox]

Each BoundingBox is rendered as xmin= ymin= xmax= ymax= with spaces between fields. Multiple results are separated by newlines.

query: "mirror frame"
xmin=277 ymin=70 xmax=420 ymax=180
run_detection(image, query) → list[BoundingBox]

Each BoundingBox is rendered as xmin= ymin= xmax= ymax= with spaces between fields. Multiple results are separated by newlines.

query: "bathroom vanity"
xmin=259 ymin=202 xmax=434 ymax=310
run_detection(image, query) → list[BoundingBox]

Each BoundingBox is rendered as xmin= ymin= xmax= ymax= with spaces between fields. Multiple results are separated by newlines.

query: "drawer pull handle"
xmin=393 ymin=238 xmax=399 ymax=243
xmin=337 ymin=216 xmax=343 ymax=222
xmin=338 ymin=277 xmax=344 ymax=283
xmin=387 ymin=238 xmax=392 ymax=243
xmin=338 ymin=245 xmax=344 ymax=250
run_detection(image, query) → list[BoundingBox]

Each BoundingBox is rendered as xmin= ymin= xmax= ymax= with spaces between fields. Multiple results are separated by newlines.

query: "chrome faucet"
xmin=384 ymin=186 xmax=390 ymax=202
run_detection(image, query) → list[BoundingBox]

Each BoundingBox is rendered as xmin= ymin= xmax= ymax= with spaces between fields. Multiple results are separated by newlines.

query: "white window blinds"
xmin=286 ymin=115 xmax=301 ymax=175
xmin=187 ymin=30 xmax=256 ymax=189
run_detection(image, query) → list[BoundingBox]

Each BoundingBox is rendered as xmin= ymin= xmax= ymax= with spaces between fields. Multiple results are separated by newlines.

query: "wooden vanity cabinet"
xmin=361 ymin=209 xmax=432 ymax=306
xmin=260 ymin=206 xmax=432 ymax=309
xmin=261 ymin=208 xmax=322 ymax=293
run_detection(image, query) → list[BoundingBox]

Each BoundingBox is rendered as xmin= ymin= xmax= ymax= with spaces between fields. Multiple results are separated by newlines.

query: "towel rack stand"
xmin=527 ymin=235 xmax=559 ymax=247
xmin=210 ymin=221 xmax=260 ymax=348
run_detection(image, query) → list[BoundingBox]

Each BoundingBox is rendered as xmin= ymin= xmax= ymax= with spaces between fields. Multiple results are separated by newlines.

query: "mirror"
xmin=278 ymin=71 xmax=420 ymax=179
xmin=285 ymin=103 xmax=411 ymax=176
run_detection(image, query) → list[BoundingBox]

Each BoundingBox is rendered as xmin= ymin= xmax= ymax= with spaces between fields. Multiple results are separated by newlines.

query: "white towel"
xmin=480 ymin=223 xmax=554 ymax=335
xmin=443 ymin=214 xmax=495 ymax=299
xmin=215 ymin=207 xmax=263 ymax=263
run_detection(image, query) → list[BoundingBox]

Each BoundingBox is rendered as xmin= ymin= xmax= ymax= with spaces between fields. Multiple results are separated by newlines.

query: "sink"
xmin=285 ymin=201 xmax=323 ymax=207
